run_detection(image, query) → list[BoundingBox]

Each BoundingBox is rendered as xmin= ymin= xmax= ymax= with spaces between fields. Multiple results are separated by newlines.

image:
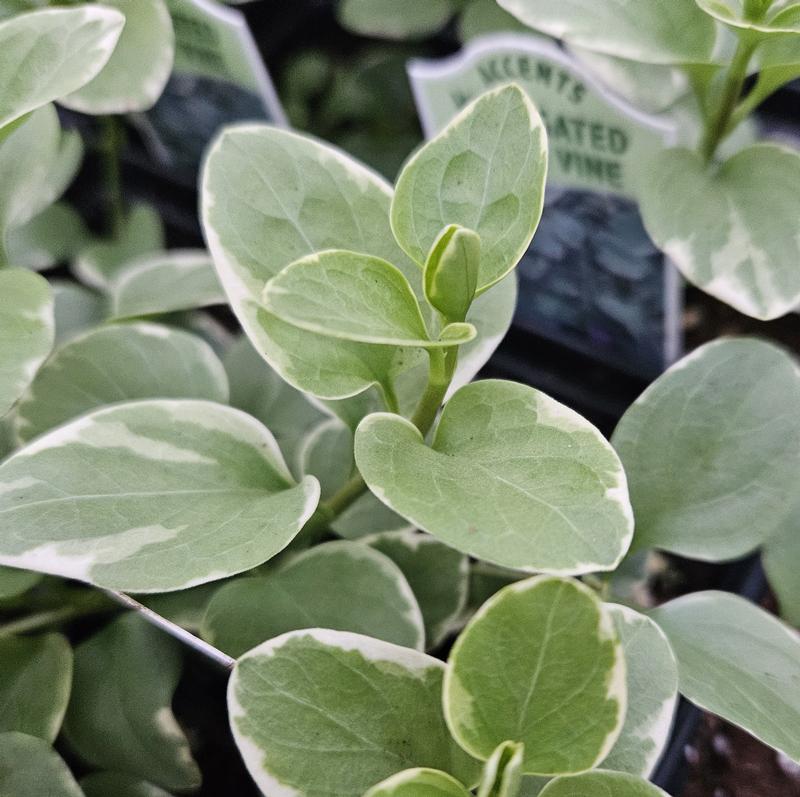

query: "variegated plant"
xmin=1 ymin=3 xmax=799 ymax=797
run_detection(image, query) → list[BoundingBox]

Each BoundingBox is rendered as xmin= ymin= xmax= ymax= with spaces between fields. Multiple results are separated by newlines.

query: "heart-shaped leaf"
xmin=201 ymin=540 xmax=425 ymax=657
xmin=110 ymin=250 xmax=223 ymax=319
xmin=0 ymin=732 xmax=84 ymax=797
xmin=651 ymin=590 xmax=800 ymax=763
xmin=444 ymin=576 xmax=626 ymax=775
xmin=14 ymin=322 xmax=229 ymax=442
xmin=61 ymin=0 xmax=174 ymax=114
xmin=498 ymin=0 xmax=718 ymax=64
xmin=612 ymin=338 xmax=800 ymax=561
xmin=365 ymin=530 xmax=469 ymax=650
xmin=0 ymin=269 xmax=53 ymax=417
xmin=202 ymin=124 xmax=425 ymax=400
xmin=538 ymin=770 xmax=670 ymax=796
xmin=63 ymin=613 xmax=200 ymax=791
xmin=696 ymin=0 xmax=800 ymax=34
xmin=0 ymin=399 xmax=319 ymax=592
xmin=263 ymin=249 xmax=473 ymax=347
xmin=228 ymin=629 xmax=481 ymax=797
xmin=0 ymin=634 xmax=72 ymax=742
xmin=601 ymin=605 xmax=678 ymax=777
xmin=364 ymin=769 xmax=472 ymax=797
xmin=640 ymin=144 xmax=800 ymax=320
xmin=0 ymin=6 xmax=124 ymax=128
xmin=355 ymin=380 xmax=633 ymax=574
xmin=391 ymin=85 xmax=547 ymax=295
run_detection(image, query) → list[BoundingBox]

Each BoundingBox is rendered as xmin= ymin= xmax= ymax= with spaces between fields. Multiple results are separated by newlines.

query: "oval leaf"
xmin=338 ymin=0 xmax=455 ymax=40
xmin=391 ymin=85 xmax=547 ymax=295
xmin=364 ymin=768 xmax=472 ymax=797
xmin=762 ymin=501 xmax=800 ymax=626
xmin=263 ymin=250 xmax=445 ymax=347
xmin=110 ymin=250 xmax=223 ymax=319
xmin=201 ymin=124 xmax=425 ymax=399
xmin=444 ymin=576 xmax=626 ymax=775
xmin=0 ymin=633 xmax=72 ymax=742
xmin=612 ymin=338 xmax=800 ymax=561
xmin=228 ymin=629 xmax=481 ymax=797
xmin=0 ymin=6 xmax=124 ymax=128
xmin=640 ymin=144 xmax=800 ymax=320
xmin=355 ymin=380 xmax=633 ymax=574
xmin=63 ymin=613 xmax=200 ymax=791
xmin=201 ymin=540 xmax=425 ymax=657
xmin=0 ymin=399 xmax=320 ymax=592
xmin=652 ymin=590 xmax=800 ymax=763
xmin=0 ymin=269 xmax=53 ymax=417
xmin=539 ymin=770 xmax=671 ymax=796
xmin=61 ymin=0 xmax=174 ymax=114
xmin=601 ymin=605 xmax=678 ymax=776
xmin=14 ymin=322 xmax=229 ymax=442
xmin=498 ymin=0 xmax=718 ymax=64
xmin=0 ymin=732 xmax=84 ymax=797
xmin=365 ymin=530 xmax=469 ymax=650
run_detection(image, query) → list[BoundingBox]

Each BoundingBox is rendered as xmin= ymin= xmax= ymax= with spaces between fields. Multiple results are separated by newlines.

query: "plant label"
xmin=408 ymin=33 xmax=683 ymax=378
xmin=138 ymin=0 xmax=287 ymax=186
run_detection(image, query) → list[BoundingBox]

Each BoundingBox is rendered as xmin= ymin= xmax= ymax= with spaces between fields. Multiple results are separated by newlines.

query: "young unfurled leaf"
xmin=63 ymin=613 xmax=200 ymax=791
xmin=338 ymin=0 xmax=456 ymax=40
xmin=0 ymin=732 xmax=84 ymax=797
xmin=477 ymin=741 xmax=525 ymax=797
xmin=762 ymin=501 xmax=800 ymax=626
xmin=0 ymin=6 xmax=124 ymax=128
xmin=228 ymin=629 xmax=481 ymax=797
xmin=612 ymin=338 xmax=800 ymax=561
xmin=81 ymin=772 xmax=174 ymax=797
xmin=639 ymin=145 xmax=800 ymax=320
xmin=61 ymin=0 xmax=174 ymax=114
xmin=444 ymin=576 xmax=626 ymax=775
xmin=263 ymin=250 xmax=442 ymax=347
xmin=424 ymin=225 xmax=481 ymax=322
xmin=0 ymin=399 xmax=320 ymax=592
xmin=223 ymin=335 xmax=327 ymax=474
xmin=498 ymin=0 xmax=718 ymax=64
xmin=0 ymin=634 xmax=72 ymax=742
xmin=391 ymin=85 xmax=547 ymax=295
xmin=601 ymin=605 xmax=678 ymax=777
xmin=695 ymin=0 xmax=800 ymax=33
xmin=364 ymin=768 xmax=472 ymax=797
xmin=201 ymin=540 xmax=425 ymax=657
xmin=74 ymin=203 xmax=165 ymax=290
xmin=0 ymin=269 xmax=53 ymax=417
xmin=538 ymin=770 xmax=671 ymax=796
xmin=202 ymin=124 xmax=425 ymax=400
xmin=651 ymin=591 xmax=800 ymax=763
xmin=110 ymin=250 xmax=224 ymax=319
xmin=355 ymin=380 xmax=633 ymax=574
xmin=14 ymin=322 xmax=229 ymax=442
xmin=365 ymin=530 xmax=469 ymax=650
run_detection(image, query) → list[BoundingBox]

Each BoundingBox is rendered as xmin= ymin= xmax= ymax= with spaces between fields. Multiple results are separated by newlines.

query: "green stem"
xmin=410 ymin=346 xmax=458 ymax=437
xmin=0 ymin=602 xmax=113 ymax=636
xmin=698 ymin=37 xmax=757 ymax=163
xmin=101 ymin=115 xmax=125 ymax=237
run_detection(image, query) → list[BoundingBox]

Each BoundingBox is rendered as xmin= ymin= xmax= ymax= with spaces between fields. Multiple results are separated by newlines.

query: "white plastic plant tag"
xmin=135 ymin=0 xmax=287 ymax=186
xmin=407 ymin=33 xmax=682 ymax=380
